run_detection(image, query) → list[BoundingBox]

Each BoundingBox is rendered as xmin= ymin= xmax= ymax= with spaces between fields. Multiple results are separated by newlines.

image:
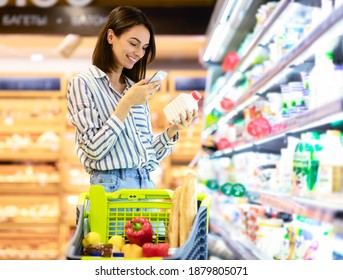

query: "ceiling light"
xmin=30 ymin=53 xmax=44 ymax=62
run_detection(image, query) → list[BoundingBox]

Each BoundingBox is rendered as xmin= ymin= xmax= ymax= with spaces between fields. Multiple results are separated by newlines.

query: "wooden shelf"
xmin=0 ymin=219 xmax=60 ymax=227
xmin=0 ymin=249 xmax=60 ymax=260
xmin=0 ymin=123 xmax=64 ymax=133
xmin=0 ymin=183 xmax=59 ymax=195
xmin=0 ymin=151 xmax=60 ymax=162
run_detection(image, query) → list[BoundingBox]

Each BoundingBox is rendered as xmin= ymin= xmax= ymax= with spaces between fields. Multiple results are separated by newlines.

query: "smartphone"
xmin=147 ymin=70 xmax=167 ymax=84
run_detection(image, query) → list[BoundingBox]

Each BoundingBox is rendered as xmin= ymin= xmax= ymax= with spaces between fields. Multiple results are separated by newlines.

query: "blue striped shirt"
xmin=67 ymin=65 xmax=178 ymax=173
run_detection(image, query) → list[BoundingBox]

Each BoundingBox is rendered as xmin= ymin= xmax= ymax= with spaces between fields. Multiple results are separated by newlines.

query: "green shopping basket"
xmin=66 ymin=185 xmax=211 ymax=260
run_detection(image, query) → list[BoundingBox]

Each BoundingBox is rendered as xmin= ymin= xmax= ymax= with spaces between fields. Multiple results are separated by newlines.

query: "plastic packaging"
xmin=316 ymin=130 xmax=343 ymax=194
xmin=308 ymin=52 xmax=336 ymax=109
xmin=292 ymin=132 xmax=321 ymax=196
xmin=163 ymin=90 xmax=202 ymax=123
xmin=278 ymin=136 xmax=300 ymax=193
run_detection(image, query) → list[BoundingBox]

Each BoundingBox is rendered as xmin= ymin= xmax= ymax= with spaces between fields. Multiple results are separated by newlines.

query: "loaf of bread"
xmin=167 ymin=185 xmax=181 ymax=248
xmin=179 ymin=171 xmax=197 ymax=246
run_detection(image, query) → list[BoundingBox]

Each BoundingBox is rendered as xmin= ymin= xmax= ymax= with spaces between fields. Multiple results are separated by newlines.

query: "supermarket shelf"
xmin=246 ymin=187 xmax=343 ymax=223
xmin=0 ymin=218 xmax=60 ymax=225
xmin=61 ymin=217 xmax=77 ymax=226
xmin=208 ymin=97 xmax=343 ymax=158
xmin=210 ymin=217 xmax=273 ymax=260
xmin=203 ymin=3 xmax=343 ymax=137
xmin=0 ymin=151 xmax=60 ymax=162
xmin=0 ymin=249 xmax=60 ymax=260
xmin=0 ymin=183 xmax=59 ymax=195
xmin=61 ymin=184 xmax=89 ymax=193
xmin=0 ymin=123 xmax=64 ymax=133
xmin=204 ymin=0 xmax=290 ymax=112
xmin=60 ymin=155 xmax=80 ymax=164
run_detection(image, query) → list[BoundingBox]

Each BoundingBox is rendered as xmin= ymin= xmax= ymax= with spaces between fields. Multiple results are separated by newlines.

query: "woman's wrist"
xmin=113 ymin=97 xmax=131 ymax=122
xmin=167 ymin=126 xmax=178 ymax=140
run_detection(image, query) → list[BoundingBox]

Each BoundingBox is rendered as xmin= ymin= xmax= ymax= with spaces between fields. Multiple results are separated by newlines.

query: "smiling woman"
xmin=66 ymin=6 xmax=199 ymax=192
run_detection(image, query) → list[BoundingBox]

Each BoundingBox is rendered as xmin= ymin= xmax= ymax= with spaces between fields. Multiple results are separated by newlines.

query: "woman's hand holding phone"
xmin=147 ymin=70 xmax=167 ymax=84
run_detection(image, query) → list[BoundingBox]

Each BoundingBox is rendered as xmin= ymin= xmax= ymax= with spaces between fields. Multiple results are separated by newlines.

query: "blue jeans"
xmin=89 ymin=168 xmax=155 ymax=192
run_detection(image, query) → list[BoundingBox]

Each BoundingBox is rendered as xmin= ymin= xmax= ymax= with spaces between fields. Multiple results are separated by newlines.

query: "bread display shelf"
xmin=0 ymin=249 xmax=60 ymax=260
xmin=0 ymin=184 xmax=59 ymax=195
xmin=59 ymin=163 xmax=89 ymax=191
xmin=0 ymin=222 xmax=60 ymax=232
xmin=0 ymin=231 xmax=60 ymax=260
xmin=61 ymin=185 xmax=89 ymax=194
xmin=0 ymin=151 xmax=60 ymax=162
xmin=61 ymin=217 xmax=77 ymax=226
xmin=0 ymin=132 xmax=61 ymax=156
xmin=0 ymin=194 xmax=60 ymax=223
xmin=0 ymin=217 xmax=60 ymax=225
xmin=0 ymin=124 xmax=64 ymax=134
xmin=0 ymin=164 xmax=61 ymax=186
xmin=0 ymin=98 xmax=65 ymax=117
xmin=0 ymin=213 xmax=60 ymax=224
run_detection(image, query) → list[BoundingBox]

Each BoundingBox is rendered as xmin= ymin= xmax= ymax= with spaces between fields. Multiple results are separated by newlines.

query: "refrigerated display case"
xmin=200 ymin=0 xmax=343 ymax=260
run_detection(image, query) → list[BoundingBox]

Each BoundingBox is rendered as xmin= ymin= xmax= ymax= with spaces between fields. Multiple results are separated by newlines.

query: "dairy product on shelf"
xmin=277 ymin=137 xmax=300 ymax=193
xmin=292 ymin=132 xmax=321 ymax=196
xmin=308 ymin=52 xmax=336 ymax=109
xmin=316 ymin=130 xmax=343 ymax=194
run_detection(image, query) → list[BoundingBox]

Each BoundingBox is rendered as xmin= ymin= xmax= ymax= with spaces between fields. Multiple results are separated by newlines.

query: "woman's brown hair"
xmin=92 ymin=6 xmax=156 ymax=82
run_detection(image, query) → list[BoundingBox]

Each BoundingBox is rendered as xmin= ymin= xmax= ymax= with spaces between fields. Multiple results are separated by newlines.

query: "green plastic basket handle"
xmin=79 ymin=186 xmax=211 ymax=204
xmin=106 ymin=187 xmax=174 ymax=200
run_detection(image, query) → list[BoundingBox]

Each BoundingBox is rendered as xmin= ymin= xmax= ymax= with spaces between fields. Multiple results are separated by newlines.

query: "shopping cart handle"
xmin=105 ymin=187 xmax=174 ymax=200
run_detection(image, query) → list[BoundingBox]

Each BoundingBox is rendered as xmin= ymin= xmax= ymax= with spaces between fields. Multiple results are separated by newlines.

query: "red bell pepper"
xmin=142 ymin=243 xmax=170 ymax=257
xmin=125 ymin=217 xmax=154 ymax=246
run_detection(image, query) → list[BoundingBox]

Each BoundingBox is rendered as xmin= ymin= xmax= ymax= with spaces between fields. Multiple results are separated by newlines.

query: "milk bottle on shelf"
xmin=163 ymin=90 xmax=202 ymax=123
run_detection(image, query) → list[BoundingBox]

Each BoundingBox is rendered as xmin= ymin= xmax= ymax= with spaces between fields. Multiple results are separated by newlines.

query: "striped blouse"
xmin=67 ymin=65 xmax=178 ymax=173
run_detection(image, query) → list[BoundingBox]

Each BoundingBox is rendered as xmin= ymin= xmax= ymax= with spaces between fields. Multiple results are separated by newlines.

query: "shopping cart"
xmin=66 ymin=185 xmax=211 ymax=260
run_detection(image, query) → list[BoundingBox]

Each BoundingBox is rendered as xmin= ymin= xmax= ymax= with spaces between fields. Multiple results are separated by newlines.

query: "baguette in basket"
xmin=168 ymin=171 xmax=198 ymax=248
xmin=167 ymin=186 xmax=181 ymax=248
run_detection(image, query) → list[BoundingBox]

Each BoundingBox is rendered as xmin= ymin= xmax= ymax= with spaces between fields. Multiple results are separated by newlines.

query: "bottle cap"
xmin=191 ymin=90 xmax=202 ymax=101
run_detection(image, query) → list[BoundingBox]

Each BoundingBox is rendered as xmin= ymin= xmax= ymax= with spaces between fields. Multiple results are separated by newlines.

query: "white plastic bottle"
xmin=163 ymin=90 xmax=202 ymax=123
xmin=308 ymin=52 xmax=336 ymax=109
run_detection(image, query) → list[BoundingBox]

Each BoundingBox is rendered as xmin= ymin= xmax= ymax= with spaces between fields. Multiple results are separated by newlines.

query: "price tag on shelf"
xmin=216 ymin=137 xmax=231 ymax=150
xmin=220 ymin=183 xmax=246 ymax=197
xmin=222 ymin=51 xmax=240 ymax=71
xmin=220 ymin=97 xmax=234 ymax=111
xmin=231 ymin=183 xmax=246 ymax=197
xmin=220 ymin=183 xmax=233 ymax=196
xmin=205 ymin=179 xmax=219 ymax=190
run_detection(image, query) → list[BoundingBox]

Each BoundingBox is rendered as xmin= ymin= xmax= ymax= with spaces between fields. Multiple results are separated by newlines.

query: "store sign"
xmin=0 ymin=0 xmax=93 ymax=8
xmin=0 ymin=6 xmax=212 ymax=35
xmin=0 ymin=7 xmax=110 ymax=35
